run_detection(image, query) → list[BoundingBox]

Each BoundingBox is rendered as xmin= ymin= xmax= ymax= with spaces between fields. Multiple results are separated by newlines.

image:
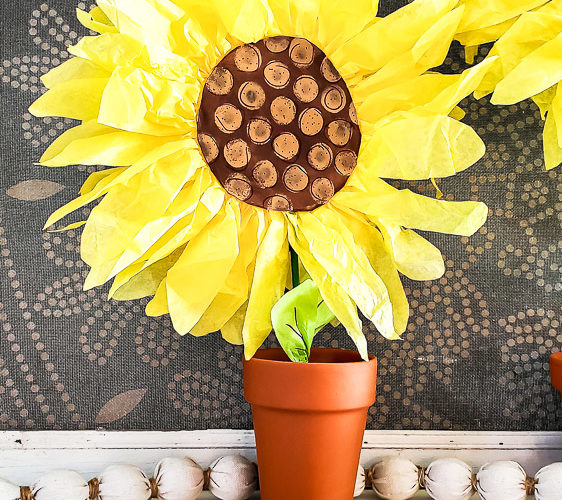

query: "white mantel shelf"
xmin=0 ymin=430 xmax=560 ymax=485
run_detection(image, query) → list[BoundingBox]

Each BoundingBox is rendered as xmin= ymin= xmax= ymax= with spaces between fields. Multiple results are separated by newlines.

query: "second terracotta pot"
xmin=243 ymin=348 xmax=377 ymax=500
xmin=551 ymin=352 xmax=562 ymax=395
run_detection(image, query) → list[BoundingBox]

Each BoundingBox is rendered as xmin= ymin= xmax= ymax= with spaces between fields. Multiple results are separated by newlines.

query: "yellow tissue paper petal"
xmin=211 ymin=0 xmax=276 ymax=43
xmin=289 ymin=0 xmax=322 ymax=40
xmin=357 ymin=57 xmax=494 ymax=124
xmin=115 ymin=185 xmax=224 ymax=288
xmin=378 ymin=221 xmax=445 ymax=281
xmin=359 ymin=234 xmax=408 ymax=337
xmin=105 ymin=169 xmax=212 ymax=286
xmin=551 ymin=84 xmax=562 ymax=147
xmin=457 ymin=0 xmax=547 ymax=33
xmin=267 ymin=0 xmax=321 ymax=42
xmin=166 ymin=201 xmax=240 ymax=335
xmin=110 ymin=260 xmax=152 ymax=299
xmin=331 ymin=206 xmax=409 ymax=337
xmin=284 ymin=255 xmax=309 ymax=291
xmin=98 ymin=66 xmax=197 ymax=136
xmin=45 ymin=167 xmax=126 ymax=229
xmin=358 ymin=73 xmax=457 ymax=121
xmin=97 ymin=0 xmax=184 ymax=27
xmin=221 ymin=302 xmax=248 ymax=345
xmin=492 ymin=32 xmax=562 ymax=105
xmin=456 ymin=18 xmax=518 ymax=49
xmin=111 ymin=247 xmax=184 ymax=300
xmin=96 ymin=0 xmax=184 ymax=51
xmin=80 ymin=168 xmax=121 ymax=196
xmin=51 ymin=140 xmax=193 ymax=228
xmin=81 ymin=149 xmax=202 ymax=288
xmin=359 ymin=113 xmax=485 ymax=180
xmin=431 ymin=177 xmax=445 ymax=199
xmin=351 ymin=6 xmax=463 ymax=99
xmin=40 ymin=58 xmax=110 ymax=89
xmin=242 ymin=212 xmax=289 ymax=360
xmin=316 ymin=0 xmax=378 ymax=55
xmin=29 ymin=78 xmax=108 ymax=121
xmin=139 ymin=189 xmax=226 ymax=311
xmin=48 ymin=221 xmax=87 ymax=233
xmin=541 ymin=0 xmax=562 ymax=16
xmin=287 ymin=221 xmax=368 ymax=359
xmin=138 ymin=188 xmax=224 ymax=268
xmin=292 ymin=208 xmax=395 ymax=340
xmin=331 ymin=0 xmax=457 ymax=78
xmin=423 ymin=58 xmax=498 ymax=115
xmin=146 ymin=278 xmax=169 ymax=316
xmin=39 ymin=121 xmax=182 ymax=167
xmin=338 ymin=177 xmax=488 ymax=236
xmin=81 ymin=162 xmax=194 ymax=269
xmin=38 ymin=121 xmax=108 ymax=164
xmin=544 ymin=111 xmax=562 ymax=170
xmin=69 ymin=33 xmax=148 ymax=71
xmin=449 ymin=106 xmax=466 ymax=121
xmin=464 ymin=45 xmax=480 ymax=65
xmin=170 ymin=0 xmax=233 ymax=75
xmin=479 ymin=11 xmax=562 ymax=98
xmin=256 ymin=0 xmax=290 ymax=36
xmin=191 ymin=208 xmax=267 ymax=337
xmin=76 ymin=7 xmax=118 ymax=33
xmin=532 ymin=86 xmax=557 ymax=119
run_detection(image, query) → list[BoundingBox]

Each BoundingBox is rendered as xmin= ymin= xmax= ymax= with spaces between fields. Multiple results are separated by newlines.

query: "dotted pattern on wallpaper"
xmin=0 ymin=0 xmax=560 ymax=431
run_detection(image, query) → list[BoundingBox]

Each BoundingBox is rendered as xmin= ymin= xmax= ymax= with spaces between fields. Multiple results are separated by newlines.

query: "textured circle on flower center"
xmin=197 ymin=37 xmax=361 ymax=212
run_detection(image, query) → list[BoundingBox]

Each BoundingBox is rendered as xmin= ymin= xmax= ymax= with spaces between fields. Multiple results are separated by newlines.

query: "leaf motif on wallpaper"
xmin=95 ymin=388 xmax=148 ymax=425
xmin=6 ymin=180 xmax=64 ymax=201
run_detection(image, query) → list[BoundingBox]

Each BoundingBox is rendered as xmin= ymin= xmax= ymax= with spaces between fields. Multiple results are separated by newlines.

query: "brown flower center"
xmin=197 ymin=36 xmax=361 ymax=212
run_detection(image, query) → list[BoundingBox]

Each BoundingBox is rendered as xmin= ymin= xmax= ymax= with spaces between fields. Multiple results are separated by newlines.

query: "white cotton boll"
xmin=476 ymin=461 xmax=527 ymax=500
xmin=371 ymin=457 xmax=420 ymax=500
xmin=354 ymin=464 xmax=366 ymax=497
xmin=208 ymin=455 xmax=258 ymax=500
xmin=425 ymin=458 xmax=474 ymax=500
xmin=0 ymin=478 xmax=21 ymax=500
xmin=535 ymin=463 xmax=562 ymax=500
xmin=99 ymin=464 xmax=151 ymax=500
xmin=155 ymin=457 xmax=204 ymax=500
xmin=32 ymin=470 xmax=89 ymax=500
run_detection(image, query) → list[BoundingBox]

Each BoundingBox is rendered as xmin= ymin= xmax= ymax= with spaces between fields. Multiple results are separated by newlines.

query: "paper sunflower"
xmin=459 ymin=0 xmax=562 ymax=170
xmin=30 ymin=0 xmax=491 ymax=360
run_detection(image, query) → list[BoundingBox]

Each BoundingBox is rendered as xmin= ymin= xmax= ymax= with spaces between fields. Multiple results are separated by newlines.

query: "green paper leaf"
xmin=271 ymin=279 xmax=336 ymax=363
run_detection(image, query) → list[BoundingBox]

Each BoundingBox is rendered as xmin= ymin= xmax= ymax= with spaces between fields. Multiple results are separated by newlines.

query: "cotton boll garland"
xmin=31 ymin=470 xmax=90 ymax=500
xmin=154 ymin=458 xmax=204 ymax=500
xmin=476 ymin=461 xmax=528 ymax=500
xmin=3 ymin=456 xmax=562 ymax=499
xmin=98 ymin=465 xmax=152 ymax=500
xmin=207 ymin=455 xmax=258 ymax=500
xmin=3 ymin=456 xmax=258 ymax=500
xmin=0 ymin=478 xmax=21 ymax=500
xmin=535 ymin=463 xmax=562 ymax=500
xmin=424 ymin=458 xmax=474 ymax=500
xmin=370 ymin=457 xmax=420 ymax=500
xmin=354 ymin=464 xmax=366 ymax=497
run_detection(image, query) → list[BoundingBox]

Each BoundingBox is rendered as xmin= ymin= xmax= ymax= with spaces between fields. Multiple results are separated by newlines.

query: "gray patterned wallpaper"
xmin=0 ymin=0 xmax=560 ymax=431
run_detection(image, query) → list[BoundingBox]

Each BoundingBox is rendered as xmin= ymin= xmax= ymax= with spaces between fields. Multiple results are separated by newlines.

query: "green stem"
xmin=290 ymin=246 xmax=300 ymax=289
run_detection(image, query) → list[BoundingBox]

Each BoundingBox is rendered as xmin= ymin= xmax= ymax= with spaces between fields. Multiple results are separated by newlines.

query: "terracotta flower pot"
xmin=550 ymin=353 xmax=562 ymax=395
xmin=243 ymin=348 xmax=377 ymax=500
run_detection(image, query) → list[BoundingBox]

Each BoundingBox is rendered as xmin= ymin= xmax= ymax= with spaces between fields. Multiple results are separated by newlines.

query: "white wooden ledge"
xmin=0 ymin=430 xmax=561 ymax=485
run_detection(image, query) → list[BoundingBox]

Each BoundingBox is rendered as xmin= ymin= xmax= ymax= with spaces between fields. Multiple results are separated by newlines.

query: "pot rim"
xmin=551 ymin=352 xmax=562 ymax=366
xmin=246 ymin=347 xmax=377 ymax=366
xmin=244 ymin=348 xmax=377 ymax=410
